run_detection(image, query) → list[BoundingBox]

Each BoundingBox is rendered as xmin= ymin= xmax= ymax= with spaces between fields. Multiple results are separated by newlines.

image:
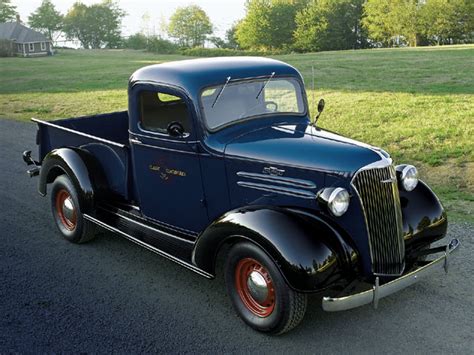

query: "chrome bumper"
xmin=322 ymin=238 xmax=460 ymax=312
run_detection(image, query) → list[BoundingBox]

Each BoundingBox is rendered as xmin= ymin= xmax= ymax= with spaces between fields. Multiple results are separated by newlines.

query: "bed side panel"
xmin=36 ymin=114 xmax=130 ymax=200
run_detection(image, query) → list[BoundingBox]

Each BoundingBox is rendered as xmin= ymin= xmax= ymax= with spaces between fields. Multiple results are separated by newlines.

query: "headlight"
xmin=400 ymin=165 xmax=418 ymax=191
xmin=328 ymin=188 xmax=350 ymax=216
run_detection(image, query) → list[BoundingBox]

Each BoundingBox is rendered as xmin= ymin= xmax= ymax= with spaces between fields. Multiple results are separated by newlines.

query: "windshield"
xmin=200 ymin=77 xmax=306 ymax=130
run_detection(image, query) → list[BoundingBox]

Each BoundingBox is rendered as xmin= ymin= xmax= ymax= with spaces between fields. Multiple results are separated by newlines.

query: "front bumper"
xmin=322 ymin=238 xmax=460 ymax=312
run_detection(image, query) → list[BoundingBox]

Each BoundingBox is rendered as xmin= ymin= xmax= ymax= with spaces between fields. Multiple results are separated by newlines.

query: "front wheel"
xmin=225 ymin=242 xmax=307 ymax=335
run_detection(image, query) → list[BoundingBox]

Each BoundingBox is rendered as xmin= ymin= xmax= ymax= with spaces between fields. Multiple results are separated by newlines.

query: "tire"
xmin=50 ymin=174 xmax=97 ymax=244
xmin=225 ymin=242 xmax=307 ymax=335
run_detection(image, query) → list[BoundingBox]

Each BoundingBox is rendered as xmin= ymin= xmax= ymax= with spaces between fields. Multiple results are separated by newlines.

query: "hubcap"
xmin=62 ymin=197 xmax=75 ymax=221
xmin=55 ymin=189 xmax=77 ymax=231
xmin=235 ymin=258 xmax=275 ymax=317
xmin=247 ymin=271 xmax=268 ymax=303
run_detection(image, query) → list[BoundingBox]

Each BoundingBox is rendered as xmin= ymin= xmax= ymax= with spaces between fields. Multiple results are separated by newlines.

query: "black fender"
xmin=400 ymin=180 xmax=448 ymax=256
xmin=192 ymin=206 xmax=359 ymax=293
xmin=39 ymin=147 xmax=107 ymax=213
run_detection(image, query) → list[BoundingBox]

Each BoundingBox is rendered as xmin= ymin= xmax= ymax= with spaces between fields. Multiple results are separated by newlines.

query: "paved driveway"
xmin=1 ymin=118 xmax=473 ymax=353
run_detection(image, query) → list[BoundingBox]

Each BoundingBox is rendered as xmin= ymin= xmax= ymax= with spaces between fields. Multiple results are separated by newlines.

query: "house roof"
xmin=0 ymin=21 xmax=48 ymax=43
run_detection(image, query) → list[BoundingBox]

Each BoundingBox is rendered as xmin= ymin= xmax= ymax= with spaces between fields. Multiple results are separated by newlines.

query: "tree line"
xmin=236 ymin=0 xmax=474 ymax=51
xmin=1 ymin=0 xmax=473 ymax=52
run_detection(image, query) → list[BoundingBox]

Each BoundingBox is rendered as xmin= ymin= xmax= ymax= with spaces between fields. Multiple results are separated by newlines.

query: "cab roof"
xmin=129 ymin=57 xmax=303 ymax=96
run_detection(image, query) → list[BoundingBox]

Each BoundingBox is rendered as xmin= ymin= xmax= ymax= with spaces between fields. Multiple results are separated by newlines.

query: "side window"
xmin=139 ymin=90 xmax=191 ymax=135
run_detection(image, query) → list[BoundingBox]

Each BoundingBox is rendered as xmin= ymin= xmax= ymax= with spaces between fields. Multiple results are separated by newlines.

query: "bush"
xmin=0 ymin=39 xmax=14 ymax=57
xmin=124 ymin=33 xmax=148 ymax=50
xmin=180 ymin=47 xmax=287 ymax=57
xmin=146 ymin=36 xmax=179 ymax=54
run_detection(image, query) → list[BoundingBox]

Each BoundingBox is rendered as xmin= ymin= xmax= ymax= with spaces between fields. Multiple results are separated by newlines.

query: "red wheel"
xmin=235 ymin=258 xmax=276 ymax=317
xmin=225 ymin=242 xmax=307 ymax=334
xmin=55 ymin=189 xmax=77 ymax=231
xmin=50 ymin=175 xmax=97 ymax=243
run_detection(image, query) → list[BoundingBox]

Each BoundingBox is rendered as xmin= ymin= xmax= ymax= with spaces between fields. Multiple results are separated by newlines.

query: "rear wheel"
xmin=225 ymin=242 xmax=307 ymax=335
xmin=50 ymin=174 xmax=97 ymax=243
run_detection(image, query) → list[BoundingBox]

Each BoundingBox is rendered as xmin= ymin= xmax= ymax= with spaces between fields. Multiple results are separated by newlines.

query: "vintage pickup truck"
xmin=23 ymin=57 xmax=459 ymax=334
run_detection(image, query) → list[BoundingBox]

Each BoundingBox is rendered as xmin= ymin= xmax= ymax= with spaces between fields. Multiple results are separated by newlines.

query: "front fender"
xmin=400 ymin=180 xmax=448 ymax=254
xmin=39 ymin=148 xmax=105 ymax=213
xmin=192 ymin=206 xmax=358 ymax=293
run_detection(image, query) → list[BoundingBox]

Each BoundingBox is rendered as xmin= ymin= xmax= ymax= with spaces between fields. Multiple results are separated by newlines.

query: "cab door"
xmin=129 ymin=85 xmax=209 ymax=234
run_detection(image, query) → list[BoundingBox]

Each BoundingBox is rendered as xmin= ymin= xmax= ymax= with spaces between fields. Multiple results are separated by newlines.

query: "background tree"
xmin=209 ymin=36 xmax=226 ymax=48
xmin=124 ymin=33 xmax=148 ymax=50
xmin=63 ymin=0 xmax=125 ymax=49
xmin=359 ymin=0 xmax=392 ymax=46
xmin=167 ymin=5 xmax=213 ymax=47
xmin=294 ymin=0 xmax=369 ymax=52
xmin=28 ymin=0 xmax=63 ymax=41
xmin=419 ymin=0 xmax=474 ymax=44
xmin=455 ymin=0 xmax=474 ymax=43
xmin=362 ymin=0 xmax=420 ymax=47
xmin=0 ymin=0 xmax=17 ymax=22
xmin=236 ymin=0 xmax=307 ymax=51
xmin=225 ymin=22 xmax=240 ymax=49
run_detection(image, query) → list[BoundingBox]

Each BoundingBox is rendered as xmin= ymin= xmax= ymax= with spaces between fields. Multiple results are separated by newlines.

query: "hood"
xmin=224 ymin=123 xmax=386 ymax=176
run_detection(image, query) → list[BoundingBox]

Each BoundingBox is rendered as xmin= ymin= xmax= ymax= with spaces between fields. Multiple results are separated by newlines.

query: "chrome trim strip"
xmin=236 ymin=171 xmax=317 ymax=189
xmin=118 ymin=203 xmax=140 ymax=211
xmin=84 ymin=214 xmax=213 ymax=279
xmin=102 ymin=208 xmax=195 ymax=244
xmin=129 ymin=140 xmax=198 ymax=155
xmin=129 ymin=130 xmax=197 ymax=143
xmin=353 ymin=156 xmax=392 ymax=174
xmin=31 ymin=118 xmax=127 ymax=149
xmin=101 ymin=203 xmax=198 ymax=238
xmin=322 ymin=238 xmax=460 ymax=312
xmin=237 ymin=181 xmax=317 ymax=199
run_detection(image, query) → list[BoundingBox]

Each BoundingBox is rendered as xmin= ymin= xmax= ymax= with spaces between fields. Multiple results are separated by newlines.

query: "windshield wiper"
xmin=255 ymin=72 xmax=275 ymax=100
xmin=211 ymin=76 xmax=231 ymax=108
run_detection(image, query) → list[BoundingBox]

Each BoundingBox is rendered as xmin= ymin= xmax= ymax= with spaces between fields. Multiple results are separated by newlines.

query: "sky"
xmin=15 ymin=0 xmax=247 ymax=38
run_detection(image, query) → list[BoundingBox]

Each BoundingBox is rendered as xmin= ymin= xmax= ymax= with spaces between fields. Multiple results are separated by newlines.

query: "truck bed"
xmin=34 ymin=111 xmax=132 ymax=200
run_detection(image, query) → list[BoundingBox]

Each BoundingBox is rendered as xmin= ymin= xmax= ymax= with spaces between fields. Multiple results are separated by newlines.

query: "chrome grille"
xmin=352 ymin=165 xmax=405 ymax=276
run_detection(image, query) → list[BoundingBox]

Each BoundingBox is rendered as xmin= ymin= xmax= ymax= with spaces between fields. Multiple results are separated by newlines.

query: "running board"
xmin=83 ymin=213 xmax=213 ymax=279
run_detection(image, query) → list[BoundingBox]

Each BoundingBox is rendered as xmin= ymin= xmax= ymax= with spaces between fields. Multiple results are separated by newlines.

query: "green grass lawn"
xmin=1 ymin=46 xmax=473 ymax=220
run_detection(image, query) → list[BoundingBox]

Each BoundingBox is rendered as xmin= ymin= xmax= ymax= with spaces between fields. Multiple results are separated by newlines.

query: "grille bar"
xmin=352 ymin=165 xmax=405 ymax=276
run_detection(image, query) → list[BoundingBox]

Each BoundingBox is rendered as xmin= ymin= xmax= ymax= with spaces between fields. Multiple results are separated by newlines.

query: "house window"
xmin=41 ymin=42 xmax=46 ymax=51
xmin=29 ymin=43 xmax=34 ymax=52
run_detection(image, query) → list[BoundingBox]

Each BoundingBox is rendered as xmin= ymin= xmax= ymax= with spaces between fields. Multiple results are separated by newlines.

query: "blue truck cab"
xmin=23 ymin=57 xmax=460 ymax=334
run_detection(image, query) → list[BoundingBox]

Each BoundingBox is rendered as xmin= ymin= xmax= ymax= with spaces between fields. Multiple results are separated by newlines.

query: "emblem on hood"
xmin=263 ymin=166 xmax=285 ymax=177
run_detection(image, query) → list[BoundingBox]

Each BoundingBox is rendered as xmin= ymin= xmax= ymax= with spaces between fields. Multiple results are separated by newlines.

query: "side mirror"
xmin=317 ymin=98 xmax=325 ymax=114
xmin=314 ymin=98 xmax=325 ymax=125
xmin=167 ymin=121 xmax=185 ymax=137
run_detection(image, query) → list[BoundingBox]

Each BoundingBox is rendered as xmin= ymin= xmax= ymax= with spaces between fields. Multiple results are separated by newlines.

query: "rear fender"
xmin=39 ymin=148 xmax=106 ymax=213
xmin=192 ymin=206 xmax=359 ymax=292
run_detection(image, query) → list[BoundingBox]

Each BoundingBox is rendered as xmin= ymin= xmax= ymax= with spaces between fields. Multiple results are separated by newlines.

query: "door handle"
xmin=130 ymin=138 xmax=142 ymax=145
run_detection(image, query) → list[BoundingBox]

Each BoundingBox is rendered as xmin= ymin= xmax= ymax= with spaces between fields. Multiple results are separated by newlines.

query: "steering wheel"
xmin=167 ymin=121 xmax=185 ymax=137
xmin=239 ymin=101 xmax=280 ymax=119
xmin=265 ymin=101 xmax=278 ymax=112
